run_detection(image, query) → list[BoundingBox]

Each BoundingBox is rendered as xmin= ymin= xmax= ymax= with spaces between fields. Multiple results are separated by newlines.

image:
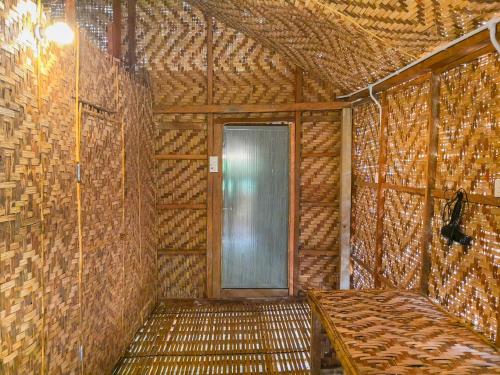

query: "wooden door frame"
xmin=209 ymin=120 xmax=297 ymax=298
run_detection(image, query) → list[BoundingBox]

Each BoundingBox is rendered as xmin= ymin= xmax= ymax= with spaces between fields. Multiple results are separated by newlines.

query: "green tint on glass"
xmin=222 ymin=125 xmax=289 ymax=289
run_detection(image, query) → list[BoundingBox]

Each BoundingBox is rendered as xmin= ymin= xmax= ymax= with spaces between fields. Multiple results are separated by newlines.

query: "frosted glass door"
xmin=222 ymin=125 xmax=289 ymax=289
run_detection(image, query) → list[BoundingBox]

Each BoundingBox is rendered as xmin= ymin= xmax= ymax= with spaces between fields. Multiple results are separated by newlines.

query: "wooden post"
xmin=206 ymin=15 xmax=214 ymax=298
xmin=293 ymin=67 xmax=303 ymax=296
xmin=111 ymin=0 xmax=121 ymax=59
xmin=311 ymin=310 xmax=322 ymax=374
xmin=64 ymin=0 xmax=76 ymax=25
xmin=127 ymin=0 xmax=137 ymax=70
xmin=339 ymin=107 xmax=352 ymax=289
xmin=374 ymin=93 xmax=388 ymax=288
xmin=420 ymin=73 xmax=439 ymax=295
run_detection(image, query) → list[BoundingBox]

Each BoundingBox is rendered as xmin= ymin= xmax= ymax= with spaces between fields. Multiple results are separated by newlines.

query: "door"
xmin=221 ymin=125 xmax=290 ymax=291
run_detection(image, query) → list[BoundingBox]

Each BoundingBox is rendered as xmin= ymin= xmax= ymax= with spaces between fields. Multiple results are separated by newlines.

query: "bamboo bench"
xmin=308 ymin=290 xmax=500 ymax=374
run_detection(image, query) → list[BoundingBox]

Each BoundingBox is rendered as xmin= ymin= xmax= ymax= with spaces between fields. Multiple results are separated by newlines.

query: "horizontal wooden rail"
xmin=432 ymin=190 xmax=499 ymax=207
xmin=154 ymin=102 xmax=351 ymax=114
xmin=382 ymin=183 xmax=425 ymax=196
xmin=155 ymin=154 xmax=207 ymax=160
xmin=157 ymin=203 xmax=206 ymax=210
xmin=345 ymin=24 xmax=498 ymax=101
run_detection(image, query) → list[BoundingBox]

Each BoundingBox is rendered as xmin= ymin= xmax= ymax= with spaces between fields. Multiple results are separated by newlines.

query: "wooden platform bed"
xmin=308 ymin=290 xmax=500 ymax=374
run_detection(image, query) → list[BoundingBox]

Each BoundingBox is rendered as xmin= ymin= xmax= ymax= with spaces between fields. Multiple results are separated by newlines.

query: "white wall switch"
xmin=495 ymin=178 xmax=500 ymax=198
xmin=209 ymin=156 xmax=219 ymax=173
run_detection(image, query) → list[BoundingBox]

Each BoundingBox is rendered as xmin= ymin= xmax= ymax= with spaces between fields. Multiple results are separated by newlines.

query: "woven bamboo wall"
xmin=299 ymin=111 xmax=341 ymax=292
xmin=429 ymin=53 xmax=499 ymax=342
xmin=351 ymin=53 xmax=499 ymax=342
xmin=0 ymin=3 xmax=156 ymax=372
xmin=138 ymin=0 xmax=341 ymax=297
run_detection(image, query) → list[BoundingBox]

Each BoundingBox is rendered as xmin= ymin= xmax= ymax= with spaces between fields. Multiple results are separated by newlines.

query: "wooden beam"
xmin=339 ymin=107 xmax=352 ymax=290
xmin=154 ymin=102 xmax=351 ymax=114
xmin=155 ymin=154 xmax=207 ymax=160
xmin=292 ymin=67 xmax=303 ymax=296
xmin=64 ymin=0 xmax=76 ymax=25
xmin=432 ymin=190 xmax=500 ymax=207
xmin=310 ymin=310 xmax=322 ymax=375
xmin=206 ymin=14 xmax=214 ymax=299
xmin=127 ymin=0 xmax=136 ymax=70
xmin=215 ymin=116 xmax=294 ymax=125
xmin=346 ymin=25 xmax=498 ymax=101
xmin=420 ymin=73 xmax=439 ymax=295
xmin=374 ymin=93 xmax=388 ymax=288
xmin=111 ymin=0 xmax=121 ymax=59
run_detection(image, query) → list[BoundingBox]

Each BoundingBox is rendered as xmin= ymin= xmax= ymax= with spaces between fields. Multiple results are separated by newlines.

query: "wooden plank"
xmin=111 ymin=0 xmax=121 ymax=59
xmin=154 ymin=101 xmax=351 ymax=114
xmin=157 ymin=204 xmax=206 ymax=210
xmin=381 ymin=183 xmax=425 ymax=196
xmin=127 ymin=0 xmax=137 ymax=69
xmin=347 ymin=25 xmax=498 ymax=101
xmin=212 ymin=122 xmax=223 ymax=298
xmin=339 ymin=107 xmax=352 ymax=290
xmin=374 ymin=93 xmax=388 ymax=288
xmin=310 ymin=310 xmax=322 ymax=375
xmin=220 ymin=289 xmax=289 ymax=298
xmin=206 ymin=14 xmax=214 ymax=299
xmin=292 ymin=67 xmax=303 ymax=297
xmin=420 ymin=73 xmax=439 ymax=295
xmin=155 ymin=154 xmax=207 ymax=160
xmin=215 ymin=116 xmax=294 ymax=125
xmin=432 ymin=190 xmax=500 ymax=207
xmin=64 ymin=0 xmax=76 ymax=25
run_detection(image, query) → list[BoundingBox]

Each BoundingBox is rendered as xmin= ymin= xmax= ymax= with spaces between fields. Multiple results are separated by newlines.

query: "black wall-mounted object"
xmin=441 ymin=189 xmax=473 ymax=247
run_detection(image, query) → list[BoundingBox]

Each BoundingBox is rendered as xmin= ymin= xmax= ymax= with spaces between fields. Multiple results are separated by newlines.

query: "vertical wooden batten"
xmin=339 ymin=107 xmax=352 ymax=289
xmin=374 ymin=92 xmax=388 ymax=288
xmin=292 ymin=67 xmax=303 ymax=296
xmin=111 ymin=0 xmax=121 ymax=59
xmin=420 ymin=73 xmax=439 ymax=295
xmin=127 ymin=0 xmax=137 ymax=70
xmin=206 ymin=14 xmax=215 ymax=298
xmin=64 ymin=0 xmax=76 ymax=25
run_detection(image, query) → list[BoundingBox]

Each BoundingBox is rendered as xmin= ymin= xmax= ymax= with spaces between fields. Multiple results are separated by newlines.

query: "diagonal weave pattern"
xmin=157 ymin=160 xmax=207 ymax=205
xmin=385 ymin=77 xmax=429 ymax=188
xmin=382 ymin=190 xmax=424 ymax=289
xmin=309 ymin=290 xmax=500 ymax=374
xmin=157 ymin=254 xmax=206 ymax=298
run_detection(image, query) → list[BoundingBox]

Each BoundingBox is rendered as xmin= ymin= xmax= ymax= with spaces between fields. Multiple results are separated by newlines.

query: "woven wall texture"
xmin=351 ymin=54 xmax=499 ymax=342
xmin=185 ymin=0 xmax=499 ymax=94
xmin=0 ymin=3 xmax=156 ymax=373
xmin=140 ymin=0 xmax=340 ymax=297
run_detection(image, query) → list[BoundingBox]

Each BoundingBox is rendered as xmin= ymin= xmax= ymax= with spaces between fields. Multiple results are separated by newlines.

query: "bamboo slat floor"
xmin=113 ymin=299 xmax=326 ymax=374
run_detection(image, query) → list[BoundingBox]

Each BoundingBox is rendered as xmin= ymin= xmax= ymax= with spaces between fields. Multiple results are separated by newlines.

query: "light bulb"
xmin=44 ymin=22 xmax=74 ymax=45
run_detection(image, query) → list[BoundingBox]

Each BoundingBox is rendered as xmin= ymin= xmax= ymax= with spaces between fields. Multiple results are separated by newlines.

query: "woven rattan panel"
xmin=429 ymin=53 xmax=499 ymax=342
xmin=213 ymin=19 xmax=295 ymax=105
xmin=298 ymin=113 xmax=340 ymax=293
xmin=382 ymin=190 xmax=424 ymax=289
xmin=385 ymin=79 xmax=429 ymax=188
xmin=114 ymin=300 xmax=311 ymax=374
xmin=158 ymin=254 xmax=206 ymax=298
xmin=352 ymin=100 xmax=380 ymax=183
xmin=186 ymin=1 xmax=499 ymax=94
xmin=350 ymin=185 xmax=377 ymax=283
xmin=1 ymin=6 xmax=42 ymax=373
xmin=137 ymin=0 xmax=207 ymax=107
xmin=39 ymin=46 xmax=80 ymax=373
xmin=0 ymin=3 xmax=157 ymax=370
xmin=309 ymin=290 xmax=500 ymax=374
xmin=351 ymin=100 xmax=379 ymax=289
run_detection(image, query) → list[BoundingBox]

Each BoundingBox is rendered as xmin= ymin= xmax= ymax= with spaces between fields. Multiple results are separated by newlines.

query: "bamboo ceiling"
xmin=184 ymin=0 xmax=500 ymax=94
